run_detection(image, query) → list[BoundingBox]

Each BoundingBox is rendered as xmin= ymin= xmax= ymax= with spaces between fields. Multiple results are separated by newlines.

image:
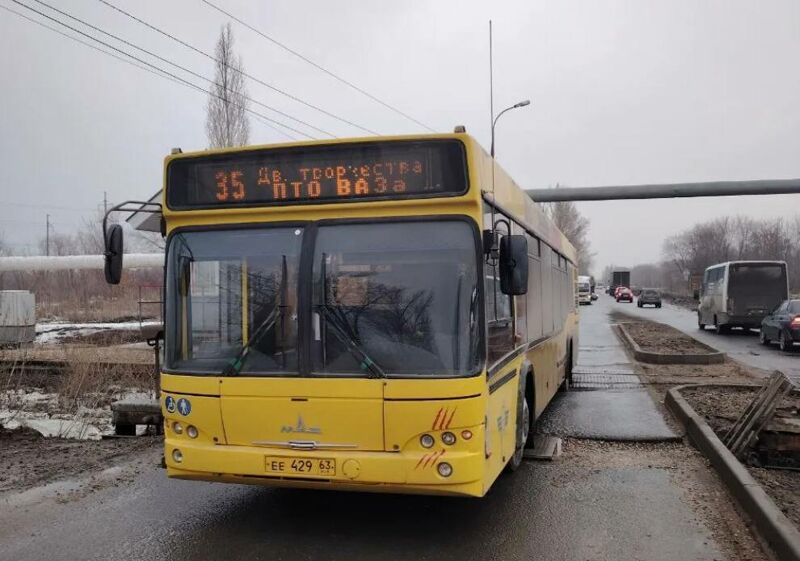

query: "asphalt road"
xmin=0 ymin=303 xmax=764 ymax=561
xmin=598 ymin=293 xmax=800 ymax=377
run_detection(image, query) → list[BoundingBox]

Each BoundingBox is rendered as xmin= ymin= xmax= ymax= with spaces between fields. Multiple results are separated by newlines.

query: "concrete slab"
xmin=536 ymin=389 xmax=681 ymax=441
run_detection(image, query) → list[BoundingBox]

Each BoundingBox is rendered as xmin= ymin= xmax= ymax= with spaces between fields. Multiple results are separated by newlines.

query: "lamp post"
xmin=490 ymin=100 xmax=530 ymax=158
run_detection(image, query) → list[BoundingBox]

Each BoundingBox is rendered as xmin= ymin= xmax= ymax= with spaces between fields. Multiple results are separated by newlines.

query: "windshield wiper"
xmin=222 ymin=256 xmax=286 ymax=376
xmin=319 ymin=305 xmax=386 ymax=378
xmin=318 ymin=252 xmax=386 ymax=378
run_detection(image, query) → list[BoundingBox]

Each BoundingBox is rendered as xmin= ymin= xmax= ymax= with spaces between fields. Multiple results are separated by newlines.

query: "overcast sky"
xmin=1 ymin=0 xmax=798 ymax=273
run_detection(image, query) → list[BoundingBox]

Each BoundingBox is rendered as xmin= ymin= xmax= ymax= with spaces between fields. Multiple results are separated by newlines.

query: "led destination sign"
xmin=167 ymin=140 xmax=467 ymax=209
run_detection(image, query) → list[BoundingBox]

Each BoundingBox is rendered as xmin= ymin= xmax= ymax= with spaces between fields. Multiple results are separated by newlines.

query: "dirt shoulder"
xmin=0 ymin=426 xmax=161 ymax=496
xmin=680 ymin=385 xmax=800 ymax=528
xmin=562 ymin=438 xmax=769 ymax=561
xmin=612 ymin=312 xmax=800 ymax=536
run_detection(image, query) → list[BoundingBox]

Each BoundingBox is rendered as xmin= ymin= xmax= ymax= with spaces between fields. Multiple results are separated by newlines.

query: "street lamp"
xmin=490 ymin=100 xmax=530 ymax=158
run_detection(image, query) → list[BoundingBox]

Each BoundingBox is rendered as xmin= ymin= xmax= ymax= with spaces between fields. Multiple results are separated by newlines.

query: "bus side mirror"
xmin=500 ymin=235 xmax=528 ymax=295
xmin=104 ymin=224 xmax=124 ymax=285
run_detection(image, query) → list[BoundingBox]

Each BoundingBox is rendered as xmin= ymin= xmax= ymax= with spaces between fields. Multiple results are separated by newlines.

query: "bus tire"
xmin=506 ymin=376 xmax=530 ymax=472
xmin=115 ymin=423 xmax=135 ymax=436
xmin=560 ymin=342 xmax=573 ymax=392
xmin=698 ymin=313 xmax=705 ymax=330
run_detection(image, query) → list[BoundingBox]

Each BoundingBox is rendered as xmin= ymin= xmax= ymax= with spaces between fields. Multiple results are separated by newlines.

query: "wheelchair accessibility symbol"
xmin=165 ymin=395 xmax=176 ymax=413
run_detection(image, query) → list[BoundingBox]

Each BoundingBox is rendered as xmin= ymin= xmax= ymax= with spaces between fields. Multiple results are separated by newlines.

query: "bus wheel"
xmin=560 ymin=344 xmax=573 ymax=392
xmin=115 ymin=423 xmax=135 ymax=436
xmin=698 ymin=314 xmax=705 ymax=330
xmin=506 ymin=390 xmax=530 ymax=472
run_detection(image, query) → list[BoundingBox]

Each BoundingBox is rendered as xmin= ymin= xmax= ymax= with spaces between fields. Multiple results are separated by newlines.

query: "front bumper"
xmin=164 ymin=440 xmax=485 ymax=497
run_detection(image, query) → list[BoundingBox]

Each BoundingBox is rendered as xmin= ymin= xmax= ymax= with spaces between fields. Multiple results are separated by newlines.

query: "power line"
xmin=9 ymin=0 xmax=310 ymax=140
xmin=3 ymin=201 xmax=93 ymax=212
xmin=200 ymin=0 xmax=438 ymax=133
xmin=96 ymin=0 xmax=380 ymax=137
xmin=27 ymin=0 xmax=330 ymax=138
xmin=0 ymin=3 xmax=189 ymax=91
xmin=0 ymin=2 xmax=293 ymax=141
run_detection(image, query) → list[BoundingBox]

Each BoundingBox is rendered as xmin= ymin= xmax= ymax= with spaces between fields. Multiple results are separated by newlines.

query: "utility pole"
xmin=45 ymin=214 xmax=50 ymax=256
xmin=103 ymin=191 xmax=108 ymax=214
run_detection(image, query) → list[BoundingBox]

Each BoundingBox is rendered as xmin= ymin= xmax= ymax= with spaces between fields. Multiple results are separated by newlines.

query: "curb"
xmin=666 ymin=385 xmax=800 ymax=561
xmin=615 ymin=323 xmax=725 ymax=364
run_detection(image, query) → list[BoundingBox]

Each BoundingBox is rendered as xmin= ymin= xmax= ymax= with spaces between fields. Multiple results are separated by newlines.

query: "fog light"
xmin=172 ymin=449 xmax=183 ymax=463
xmin=186 ymin=425 xmax=198 ymax=439
xmin=420 ymin=434 xmax=435 ymax=448
xmin=172 ymin=421 xmax=183 ymax=434
xmin=441 ymin=431 xmax=456 ymax=445
xmin=461 ymin=430 xmax=473 ymax=440
xmin=437 ymin=462 xmax=453 ymax=477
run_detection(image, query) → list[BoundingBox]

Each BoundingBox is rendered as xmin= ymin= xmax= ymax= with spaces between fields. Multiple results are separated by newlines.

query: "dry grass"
xmin=57 ymin=347 xmax=156 ymax=412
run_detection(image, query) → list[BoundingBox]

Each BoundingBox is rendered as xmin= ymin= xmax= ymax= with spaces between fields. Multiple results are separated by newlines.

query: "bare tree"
xmin=206 ymin=24 xmax=250 ymax=148
xmin=543 ymin=192 xmax=594 ymax=274
xmin=662 ymin=214 xmax=800 ymax=293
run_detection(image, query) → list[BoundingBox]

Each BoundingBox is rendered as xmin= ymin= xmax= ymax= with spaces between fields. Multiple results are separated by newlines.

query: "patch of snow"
xmin=1 ymin=387 xmax=156 ymax=440
xmin=34 ymin=320 xmax=161 ymax=344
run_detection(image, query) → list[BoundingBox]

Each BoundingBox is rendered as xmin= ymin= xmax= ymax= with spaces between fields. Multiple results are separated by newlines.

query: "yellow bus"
xmin=106 ymin=133 xmax=578 ymax=497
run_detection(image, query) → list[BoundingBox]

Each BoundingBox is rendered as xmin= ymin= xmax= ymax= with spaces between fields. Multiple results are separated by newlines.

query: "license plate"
xmin=265 ymin=456 xmax=336 ymax=477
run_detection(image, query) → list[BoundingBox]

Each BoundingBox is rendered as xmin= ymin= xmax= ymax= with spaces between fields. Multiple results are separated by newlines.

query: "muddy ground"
xmin=0 ymin=426 xmax=161 ymax=494
xmin=623 ymin=319 xmax=713 ymax=354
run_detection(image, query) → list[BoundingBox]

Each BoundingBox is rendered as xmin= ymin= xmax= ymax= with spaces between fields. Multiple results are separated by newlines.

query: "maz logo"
xmin=281 ymin=415 xmax=321 ymax=435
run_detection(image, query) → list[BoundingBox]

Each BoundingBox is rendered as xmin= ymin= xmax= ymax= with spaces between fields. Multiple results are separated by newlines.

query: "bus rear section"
xmin=699 ymin=261 xmax=789 ymax=331
xmin=161 ymin=219 xmax=491 ymax=496
xmin=726 ymin=261 xmax=788 ymax=328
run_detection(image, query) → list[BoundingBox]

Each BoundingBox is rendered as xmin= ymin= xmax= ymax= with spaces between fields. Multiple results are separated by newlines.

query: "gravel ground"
xmin=563 ymin=438 xmax=769 ymax=561
xmin=679 ymin=385 xmax=800 ymax=532
xmin=623 ymin=320 xmax=713 ymax=354
xmin=750 ymin=468 xmax=800 ymax=528
xmin=0 ymin=426 xmax=161 ymax=494
xmin=612 ymin=311 xmax=800 ymax=539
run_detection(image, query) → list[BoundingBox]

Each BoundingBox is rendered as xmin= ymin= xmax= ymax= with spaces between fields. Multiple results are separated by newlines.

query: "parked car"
xmin=577 ymin=276 xmax=592 ymax=305
xmin=616 ymin=287 xmax=633 ymax=303
xmin=637 ymin=289 xmax=662 ymax=308
xmin=759 ymin=299 xmax=800 ymax=352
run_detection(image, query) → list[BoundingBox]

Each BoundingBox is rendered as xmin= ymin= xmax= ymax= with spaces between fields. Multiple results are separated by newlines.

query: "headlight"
xmin=460 ymin=430 xmax=473 ymax=440
xmin=441 ymin=431 xmax=456 ymax=445
xmin=172 ymin=449 xmax=183 ymax=463
xmin=186 ymin=425 xmax=198 ymax=439
xmin=420 ymin=434 xmax=435 ymax=448
xmin=172 ymin=421 xmax=183 ymax=434
xmin=437 ymin=462 xmax=453 ymax=477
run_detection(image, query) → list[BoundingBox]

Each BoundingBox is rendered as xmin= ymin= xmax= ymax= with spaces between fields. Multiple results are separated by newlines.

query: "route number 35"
xmin=215 ymin=170 xmax=245 ymax=201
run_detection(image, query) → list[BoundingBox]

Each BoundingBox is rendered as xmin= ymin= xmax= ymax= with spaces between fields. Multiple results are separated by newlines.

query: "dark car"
xmin=759 ymin=299 xmax=800 ymax=352
xmin=637 ymin=289 xmax=662 ymax=308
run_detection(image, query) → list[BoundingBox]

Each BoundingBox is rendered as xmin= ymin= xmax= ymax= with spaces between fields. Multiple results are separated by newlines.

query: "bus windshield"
xmin=165 ymin=221 xmax=481 ymax=377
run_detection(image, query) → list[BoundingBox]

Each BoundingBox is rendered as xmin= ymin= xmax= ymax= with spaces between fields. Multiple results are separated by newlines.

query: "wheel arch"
xmin=520 ymin=360 xmax=536 ymax=423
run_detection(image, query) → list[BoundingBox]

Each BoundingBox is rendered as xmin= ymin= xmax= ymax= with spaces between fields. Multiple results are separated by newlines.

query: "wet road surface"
xmin=599 ymin=293 xmax=800 ymax=377
xmin=0 ymin=303 xmax=763 ymax=561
